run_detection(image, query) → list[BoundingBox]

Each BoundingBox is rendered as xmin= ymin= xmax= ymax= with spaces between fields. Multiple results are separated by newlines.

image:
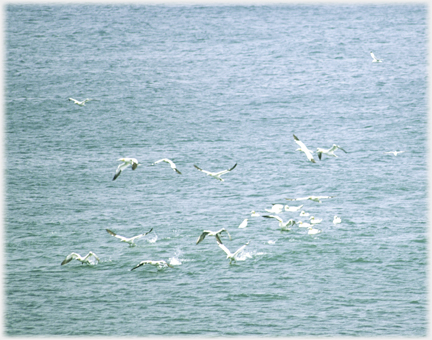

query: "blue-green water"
xmin=5 ymin=4 xmax=428 ymax=336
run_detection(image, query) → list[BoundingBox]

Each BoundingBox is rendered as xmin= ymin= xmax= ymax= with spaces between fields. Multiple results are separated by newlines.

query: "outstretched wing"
xmin=106 ymin=229 xmax=126 ymax=241
xmin=214 ymin=163 xmax=237 ymax=176
xmin=263 ymin=215 xmax=283 ymax=223
xmin=61 ymin=253 xmax=79 ymax=265
xmin=194 ymin=164 xmax=212 ymax=175
xmin=196 ymin=231 xmax=210 ymax=245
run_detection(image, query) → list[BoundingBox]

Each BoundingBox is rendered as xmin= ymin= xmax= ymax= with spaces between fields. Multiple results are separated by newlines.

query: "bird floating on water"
xmin=251 ymin=211 xmax=261 ymax=217
xmin=293 ymin=134 xmax=316 ymax=163
xmin=216 ymin=239 xmax=249 ymax=264
xmin=194 ymin=163 xmax=237 ymax=181
xmin=152 ymin=158 xmax=182 ymax=174
xmin=309 ymin=216 xmax=322 ymax=224
xmin=263 ymin=215 xmax=296 ymax=231
xmin=61 ymin=251 xmax=100 ymax=265
xmin=308 ymin=226 xmax=321 ymax=235
xmin=284 ymin=204 xmax=303 ymax=212
xmin=68 ymin=98 xmax=92 ymax=106
xmin=299 ymin=211 xmax=310 ymax=217
xmin=265 ymin=204 xmax=284 ymax=214
xmin=131 ymin=260 xmax=174 ymax=271
xmin=113 ymin=157 xmax=139 ymax=181
xmin=384 ymin=151 xmax=405 ymax=156
xmin=370 ymin=51 xmax=382 ymax=62
xmin=333 ymin=216 xmax=342 ymax=224
xmin=298 ymin=221 xmax=312 ymax=228
xmin=286 ymin=195 xmax=334 ymax=204
xmin=316 ymin=145 xmax=347 ymax=160
xmin=196 ymin=228 xmax=232 ymax=245
xmin=106 ymin=228 xmax=153 ymax=246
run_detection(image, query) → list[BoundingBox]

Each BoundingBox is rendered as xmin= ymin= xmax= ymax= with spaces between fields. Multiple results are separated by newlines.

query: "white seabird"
xmin=299 ymin=211 xmax=310 ymax=217
xmin=284 ymin=204 xmax=303 ymax=212
xmin=106 ymin=228 xmax=153 ymax=246
xmin=61 ymin=251 xmax=100 ymax=265
xmin=384 ymin=151 xmax=405 ymax=156
xmin=309 ymin=216 xmax=322 ymax=224
xmin=251 ymin=211 xmax=261 ymax=217
xmin=216 ymin=239 xmax=249 ymax=264
xmin=263 ymin=215 xmax=296 ymax=231
xmin=238 ymin=219 xmax=248 ymax=229
xmin=293 ymin=134 xmax=316 ymax=163
xmin=298 ymin=221 xmax=312 ymax=228
xmin=68 ymin=98 xmax=92 ymax=106
xmin=265 ymin=204 xmax=284 ymax=214
xmin=196 ymin=228 xmax=232 ymax=245
xmin=286 ymin=195 xmax=334 ymax=204
xmin=113 ymin=157 xmax=140 ymax=181
xmin=152 ymin=158 xmax=182 ymax=174
xmin=370 ymin=51 xmax=382 ymax=62
xmin=333 ymin=216 xmax=342 ymax=224
xmin=316 ymin=145 xmax=347 ymax=160
xmin=131 ymin=260 xmax=173 ymax=271
xmin=308 ymin=226 xmax=321 ymax=235
xmin=194 ymin=163 xmax=237 ymax=181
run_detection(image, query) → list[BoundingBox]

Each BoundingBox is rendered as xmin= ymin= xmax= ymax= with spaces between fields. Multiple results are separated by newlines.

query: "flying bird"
xmin=131 ymin=260 xmax=174 ymax=271
xmin=263 ymin=215 xmax=296 ymax=231
xmin=216 ymin=239 xmax=249 ymax=264
xmin=316 ymin=145 xmax=347 ymax=160
xmin=61 ymin=252 xmax=100 ymax=265
xmin=152 ymin=158 xmax=181 ymax=174
xmin=293 ymin=134 xmax=316 ymax=163
xmin=286 ymin=195 xmax=334 ymax=204
xmin=106 ymin=228 xmax=153 ymax=246
xmin=68 ymin=98 xmax=92 ymax=106
xmin=370 ymin=51 xmax=382 ymax=62
xmin=384 ymin=151 xmax=405 ymax=156
xmin=194 ymin=163 xmax=237 ymax=181
xmin=196 ymin=228 xmax=232 ymax=245
xmin=113 ymin=157 xmax=140 ymax=181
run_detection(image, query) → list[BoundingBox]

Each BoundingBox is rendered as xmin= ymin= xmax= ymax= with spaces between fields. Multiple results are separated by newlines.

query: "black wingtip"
xmin=293 ymin=134 xmax=299 ymax=141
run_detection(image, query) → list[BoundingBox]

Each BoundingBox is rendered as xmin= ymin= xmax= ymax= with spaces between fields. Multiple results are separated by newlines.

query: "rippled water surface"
xmin=5 ymin=4 xmax=428 ymax=336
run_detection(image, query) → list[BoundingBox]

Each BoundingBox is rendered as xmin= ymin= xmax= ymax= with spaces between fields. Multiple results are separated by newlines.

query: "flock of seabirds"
xmin=62 ymin=51 xmax=405 ymax=271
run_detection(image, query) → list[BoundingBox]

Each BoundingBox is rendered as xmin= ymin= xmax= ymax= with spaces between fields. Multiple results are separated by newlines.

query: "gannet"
xmin=194 ymin=163 xmax=237 ymax=181
xmin=309 ymin=216 xmax=322 ymax=224
xmin=216 ymin=239 xmax=249 ymax=264
xmin=286 ymin=195 xmax=334 ymax=203
xmin=251 ymin=211 xmax=261 ymax=217
xmin=265 ymin=204 xmax=284 ymax=214
xmin=263 ymin=215 xmax=296 ymax=231
xmin=293 ymin=134 xmax=316 ymax=163
xmin=299 ymin=211 xmax=310 ymax=217
xmin=284 ymin=204 xmax=303 ymax=212
xmin=238 ymin=219 xmax=248 ymax=229
xmin=196 ymin=228 xmax=232 ymax=245
xmin=333 ymin=216 xmax=342 ymax=224
xmin=384 ymin=151 xmax=405 ymax=156
xmin=370 ymin=51 xmax=382 ymax=62
xmin=113 ymin=157 xmax=140 ymax=181
xmin=106 ymin=228 xmax=153 ymax=245
xmin=61 ymin=251 xmax=100 ymax=265
xmin=152 ymin=158 xmax=181 ymax=174
xmin=308 ymin=226 xmax=321 ymax=235
xmin=298 ymin=221 xmax=312 ymax=228
xmin=131 ymin=260 xmax=174 ymax=271
xmin=68 ymin=98 xmax=92 ymax=106
xmin=316 ymin=145 xmax=347 ymax=160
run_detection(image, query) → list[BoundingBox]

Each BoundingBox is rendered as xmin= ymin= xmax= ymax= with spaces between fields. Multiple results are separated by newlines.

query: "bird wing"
xmin=196 ymin=231 xmax=210 ymax=245
xmin=106 ymin=229 xmax=126 ymax=241
xmin=218 ymin=242 xmax=232 ymax=257
xmin=221 ymin=229 xmax=232 ymax=241
xmin=263 ymin=215 xmax=283 ymax=223
xmin=61 ymin=253 xmax=79 ymax=265
xmin=194 ymin=165 xmax=212 ymax=175
xmin=131 ymin=261 xmax=149 ymax=271
xmin=285 ymin=197 xmax=308 ymax=201
xmin=130 ymin=228 xmax=153 ymax=241
xmin=338 ymin=147 xmax=348 ymax=153
xmin=293 ymin=135 xmax=315 ymax=162
xmin=233 ymin=243 xmax=249 ymax=258
xmin=213 ymin=163 xmax=237 ymax=176
xmin=68 ymin=98 xmax=79 ymax=104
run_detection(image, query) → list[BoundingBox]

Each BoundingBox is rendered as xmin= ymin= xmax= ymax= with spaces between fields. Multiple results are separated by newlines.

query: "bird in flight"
xmin=196 ymin=228 xmax=232 ymax=245
xmin=216 ymin=239 xmax=249 ymax=264
xmin=286 ymin=195 xmax=334 ymax=204
xmin=106 ymin=228 xmax=153 ymax=246
xmin=370 ymin=51 xmax=382 ymax=62
xmin=293 ymin=135 xmax=316 ymax=163
xmin=61 ymin=251 xmax=100 ymax=265
xmin=131 ymin=260 xmax=174 ymax=271
xmin=152 ymin=158 xmax=182 ymax=174
xmin=316 ymin=144 xmax=347 ymax=160
xmin=194 ymin=163 xmax=237 ymax=181
xmin=113 ymin=157 xmax=139 ymax=181
xmin=68 ymin=98 xmax=92 ymax=106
